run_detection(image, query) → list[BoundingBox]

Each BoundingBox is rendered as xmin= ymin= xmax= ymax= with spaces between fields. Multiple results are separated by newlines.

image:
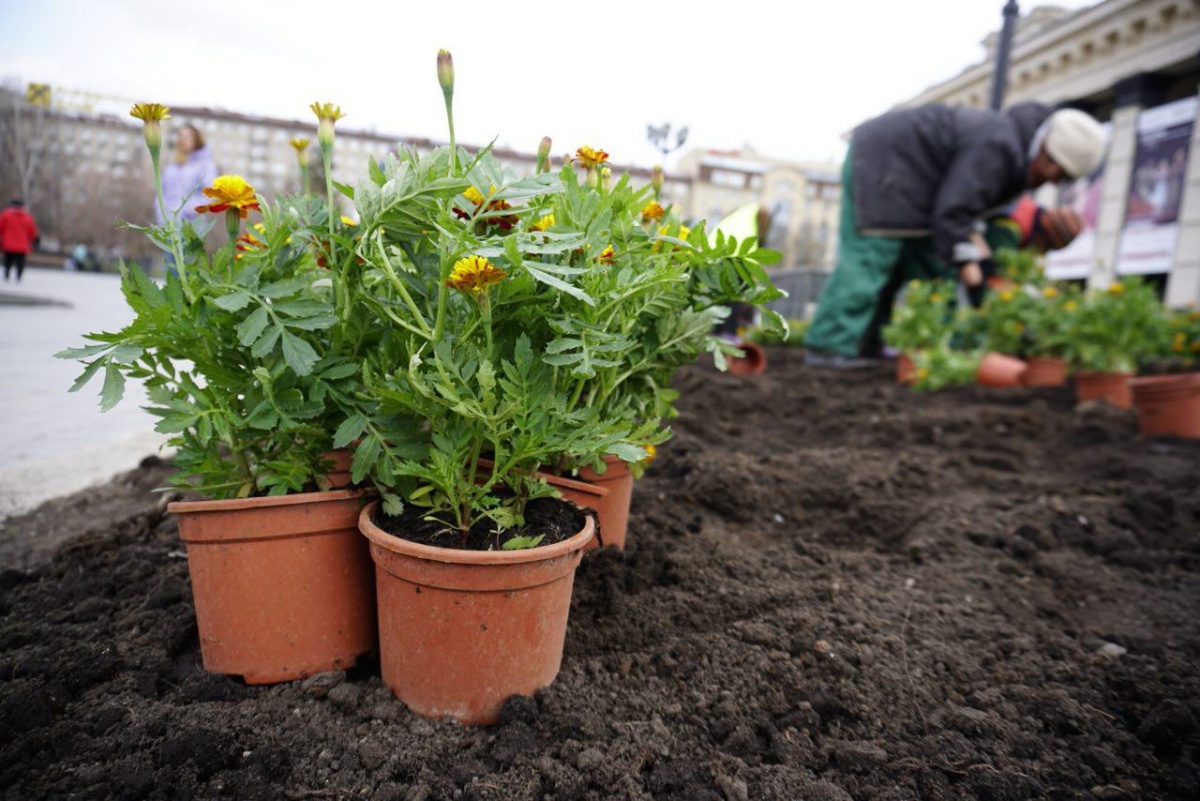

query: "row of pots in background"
xmin=898 ymin=352 xmax=1200 ymax=437
xmin=167 ymin=451 xmax=638 ymax=724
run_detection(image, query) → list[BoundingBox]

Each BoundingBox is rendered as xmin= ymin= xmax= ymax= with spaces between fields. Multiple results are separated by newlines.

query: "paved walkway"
xmin=0 ymin=268 xmax=170 ymax=523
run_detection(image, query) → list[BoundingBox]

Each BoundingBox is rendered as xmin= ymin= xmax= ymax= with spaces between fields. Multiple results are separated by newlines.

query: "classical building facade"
xmin=674 ymin=148 xmax=842 ymax=270
xmin=898 ymin=0 xmax=1200 ymax=306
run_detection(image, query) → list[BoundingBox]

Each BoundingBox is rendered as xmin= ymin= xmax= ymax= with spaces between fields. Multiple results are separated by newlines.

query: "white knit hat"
xmin=1043 ymin=109 xmax=1107 ymax=179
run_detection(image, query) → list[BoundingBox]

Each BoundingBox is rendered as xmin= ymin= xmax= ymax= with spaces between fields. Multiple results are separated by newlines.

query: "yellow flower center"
xmin=195 ymin=175 xmax=260 ymax=218
xmin=641 ymin=202 xmax=665 ymax=222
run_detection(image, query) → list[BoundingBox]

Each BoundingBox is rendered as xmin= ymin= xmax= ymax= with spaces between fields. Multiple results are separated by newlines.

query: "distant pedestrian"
xmin=156 ymin=124 xmax=219 ymax=226
xmin=0 ymin=199 xmax=40 ymax=282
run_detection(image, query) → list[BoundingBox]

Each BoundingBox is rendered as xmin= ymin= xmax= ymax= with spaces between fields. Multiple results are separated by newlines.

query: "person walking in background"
xmin=156 ymin=124 xmax=218 ymax=269
xmin=805 ymin=103 xmax=1106 ymax=367
xmin=0 ymin=199 xmax=40 ymax=282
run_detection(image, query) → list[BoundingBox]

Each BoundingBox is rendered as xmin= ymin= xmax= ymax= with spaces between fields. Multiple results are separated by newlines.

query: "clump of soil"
xmin=2 ymin=349 xmax=1199 ymax=799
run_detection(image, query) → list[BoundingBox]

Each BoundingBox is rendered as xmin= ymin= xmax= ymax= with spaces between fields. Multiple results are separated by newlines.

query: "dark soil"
xmin=3 ymin=349 xmax=1200 ymax=800
xmin=373 ymin=496 xmax=589 ymax=551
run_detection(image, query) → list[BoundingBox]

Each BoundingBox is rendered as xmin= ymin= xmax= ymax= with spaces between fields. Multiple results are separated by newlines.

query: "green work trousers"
xmin=805 ymin=149 xmax=948 ymax=358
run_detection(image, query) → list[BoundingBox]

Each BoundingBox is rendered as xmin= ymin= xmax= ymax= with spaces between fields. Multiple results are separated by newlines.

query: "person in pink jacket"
xmin=0 ymin=199 xmax=40 ymax=282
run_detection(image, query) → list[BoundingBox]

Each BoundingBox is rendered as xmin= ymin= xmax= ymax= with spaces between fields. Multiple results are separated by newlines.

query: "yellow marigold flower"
xmin=129 ymin=102 xmax=170 ymax=122
xmin=930 ymin=293 xmax=943 ymax=303
xmin=999 ymin=289 xmax=1015 ymax=302
xmin=678 ymin=225 xmax=690 ymax=240
xmin=1064 ymin=300 xmax=1078 ymax=312
xmin=463 ymin=186 xmax=487 ymax=205
xmin=446 ymin=255 xmax=506 ymax=294
xmin=1042 ymin=286 xmax=1058 ymax=298
xmin=575 ymin=145 xmax=609 ymax=167
xmin=290 ymin=137 xmax=311 ymax=152
xmin=531 ymin=214 xmax=554 ymax=232
xmin=598 ymin=245 xmax=616 ymax=264
xmin=194 ymin=175 xmax=260 ymax=218
xmin=641 ymin=202 xmax=665 ymax=222
xmin=1107 ymin=282 xmax=1125 ymax=295
xmin=310 ymin=102 xmax=345 ymax=123
xmin=310 ymin=102 xmax=345 ymax=149
xmin=642 ymin=444 xmax=658 ymax=463
xmin=916 ymin=368 xmax=931 ymax=381
xmin=1014 ymin=323 xmax=1025 ymax=334
xmin=129 ymin=103 xmax=170 ymax=151
xmin=341 ymin=215 xmax=357 ymax=227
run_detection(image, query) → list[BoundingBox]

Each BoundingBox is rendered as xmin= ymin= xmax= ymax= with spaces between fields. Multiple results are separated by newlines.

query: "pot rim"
xmin=168 ymin=488 xmax=369 ymax=515
xmin=358 ymin=499 xmax=595 ymax=566
xmin=1075 ymin=370 xmax=1135 ymax=380
xmin=1129 ymin=372 xmax=1200 ymax=390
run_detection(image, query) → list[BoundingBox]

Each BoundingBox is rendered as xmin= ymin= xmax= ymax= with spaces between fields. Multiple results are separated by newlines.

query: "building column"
xmin=1088 ymin=72 xmax=1175 ymax=290
xmin=1164 ymin=87 xmax=1200 ymax=308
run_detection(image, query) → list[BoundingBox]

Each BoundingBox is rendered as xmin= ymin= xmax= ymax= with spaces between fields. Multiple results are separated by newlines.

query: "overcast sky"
xmin=1 ymin=0 xmax=1098 ymax=169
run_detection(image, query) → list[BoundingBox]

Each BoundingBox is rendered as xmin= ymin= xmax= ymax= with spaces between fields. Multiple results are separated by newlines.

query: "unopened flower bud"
xmin=536 ymin=136 xmax=552 ymax=173
xmin=437 ymin=50 xmax=455 ymax=96
xmin=651 ymin=165 xmax=664 ymax=198
xmin=600 ymin=167 xmax=612 ymax=192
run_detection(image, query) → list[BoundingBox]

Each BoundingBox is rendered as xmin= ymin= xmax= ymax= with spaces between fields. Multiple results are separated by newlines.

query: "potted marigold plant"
xmin=510 ymin=146 xmax=785 ymax=547
xmin=1019 ymin=284 xmax=1081 ymax=386
xmin=342 ymin=50 xmax=784 ymax=723
xmin=1128 ymin=308 xmax=1200 ymax=437
xmin=57 ymin=102 xmax=377 ymax=684
xmin=1062 ymin=278 xmax=1172 ymax=408
xmin=882 ymin=279 xmax=957 ymax=385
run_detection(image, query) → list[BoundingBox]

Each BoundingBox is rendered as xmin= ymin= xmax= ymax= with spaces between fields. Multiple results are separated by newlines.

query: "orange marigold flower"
xmin=598 ymin=245 xmax=616 ymax=264
xmin=446 ymin=255 xmax=507 ymax=294
xmin=641 ymin=202 xmax=665 ymax=222
xmin=194 ymin=175 xmax=260 ymax=218
xmin=575 ymin=145 xmax=609 ymax=167
xmin=236 ymin=231 xmax=264 ymax=251
xmin=531 ymin=214 xmax=555 ymax=232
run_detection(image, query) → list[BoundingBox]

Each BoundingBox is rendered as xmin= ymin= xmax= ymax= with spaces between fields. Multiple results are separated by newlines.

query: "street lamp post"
xmin=990 ymin=0 xmax=1021 ymax=110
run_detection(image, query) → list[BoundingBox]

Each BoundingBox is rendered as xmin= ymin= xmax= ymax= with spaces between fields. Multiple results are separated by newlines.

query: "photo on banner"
xmin=1116 ymin=96 xmax=1197 ymax=276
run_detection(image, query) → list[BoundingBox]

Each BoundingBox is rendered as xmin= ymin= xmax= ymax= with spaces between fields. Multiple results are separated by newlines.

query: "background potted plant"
xmin=1129 ymin=308 xmax=1200 ymax=437
xmin=1062 ymin=278 xmax=1171 ymax=409
xmin=882 ymin=279 xmax=957 ymax=385
xmin=1020 ymin=284 xmax=1080 ymax=387
xmin=57 ymin=103 xmax=377 ymax=684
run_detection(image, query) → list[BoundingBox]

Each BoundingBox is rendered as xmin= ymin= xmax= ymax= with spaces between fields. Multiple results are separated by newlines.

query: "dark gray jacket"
xmin=851 ymin=102 xmax=1052 ymax=266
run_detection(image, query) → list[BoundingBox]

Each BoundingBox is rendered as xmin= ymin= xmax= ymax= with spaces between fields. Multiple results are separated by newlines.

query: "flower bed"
xmin=4 ymin=350 xmax=1199 ymax=798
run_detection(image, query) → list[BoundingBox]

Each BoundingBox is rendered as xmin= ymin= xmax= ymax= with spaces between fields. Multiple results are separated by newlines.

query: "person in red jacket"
xmin=0 ymin=199 xmax=40 ymax=282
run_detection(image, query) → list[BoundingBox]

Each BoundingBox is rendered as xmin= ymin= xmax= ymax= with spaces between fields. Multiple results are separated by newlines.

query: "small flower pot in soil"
xmin=1075 ymin=371 xmax=1134 ymax=409
xmin=1130 ymin=372 xmax=1200 ymax=438
xmin=168 ymin=489 xmax=377 ymax=684
xmin=358 ymin=500 xmax=595 ymax=725
xmin=896 ymin=353 xmax=918 ymax=386
xmin=576 ymin=455 xmax=634 ymax=551
xmin=726 ymin=341 xmax=767 ymax=376
xmin=977 ymin=352 xmax=1027 ymax=388
xmin=1021 ymin=356 xmax=1069 ymax=387
xmin=540 ymin=471 xmax=612 ymax=550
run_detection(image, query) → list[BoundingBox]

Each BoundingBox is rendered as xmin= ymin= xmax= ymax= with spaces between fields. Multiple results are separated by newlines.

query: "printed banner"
xmin=1043 ymin=157 xmax=1106 ymax=281
xmin=1116 ymin=96 xmax=1197 ymax=275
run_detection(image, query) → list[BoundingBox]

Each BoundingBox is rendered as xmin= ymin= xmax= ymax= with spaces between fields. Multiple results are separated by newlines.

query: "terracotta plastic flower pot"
xmin=1021 ymin=356 xmax=1069 ymax=387
xmin=977 ymin=352 xmax=1028 ymax=388
xmin=359 ymin=501 xmax=595 ymax=725
xmin=726 ymin=341 xmax=767 ymax=376
xmin=322 ymin=448 xmax=354 ymax=489
xmin=168 ymin=489 xmax=376 ymax=684
xmin=897 ymin=353 xmax=918 ymax=386
xmin=541 ymin=471 xmax=612 ymax=550
xmin=1075 ymin=370 xmax=1134 ymax=409
xmin=1130 ymin=372 xmax=1200 ymax=437
xmin=576 ymin=456 xmax=634 ymax=551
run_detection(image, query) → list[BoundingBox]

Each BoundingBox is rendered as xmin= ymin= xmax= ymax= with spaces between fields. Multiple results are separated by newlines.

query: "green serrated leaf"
xmin=280 ymin=331 xmax=319 ymax=376
xmin=237 ymin=306 xmax=270 ymax=347
xmin=99 ymin=360 xmax=126 ymax=411
xmin=212 ymin=290 xmax=252 ymax=311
